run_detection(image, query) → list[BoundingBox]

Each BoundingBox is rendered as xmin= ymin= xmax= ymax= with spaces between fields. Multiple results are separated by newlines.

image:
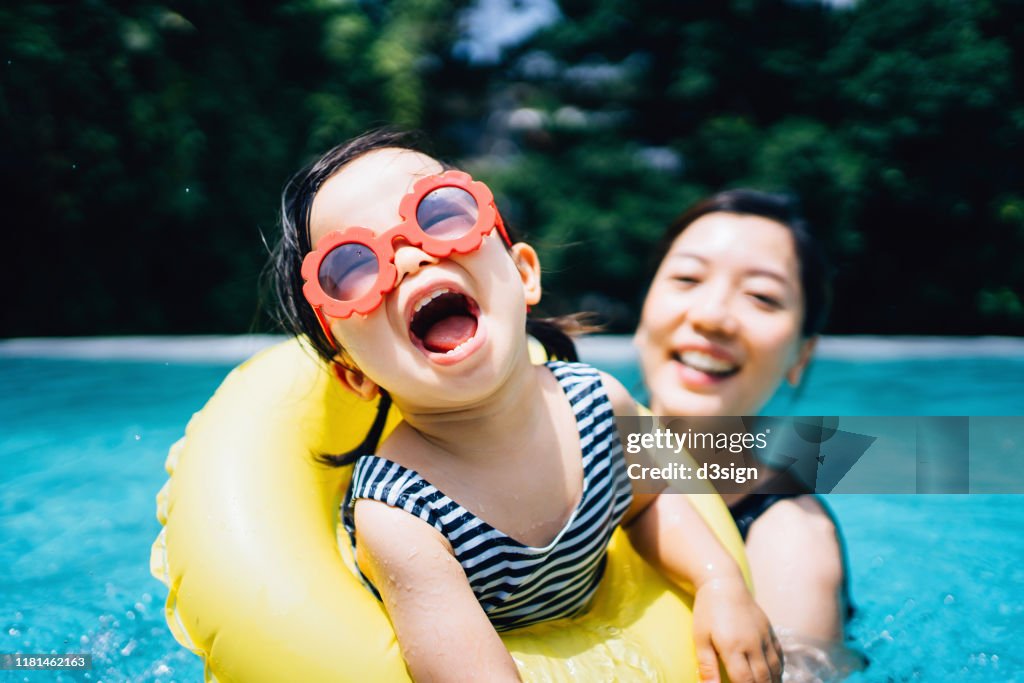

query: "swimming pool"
xmin=1 ymin=336 xmax=1022 ymax=682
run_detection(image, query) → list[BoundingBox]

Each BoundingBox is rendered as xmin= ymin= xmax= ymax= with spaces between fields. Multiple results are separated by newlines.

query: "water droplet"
xmin=884 ymin=614 xmax=894 ymax=624
xmin=72 ymin=163 xmax=77 ymax=169
xmin=126 ymin=610 xmax=136 ymax=620
xmin=8 ymin=627 xmax=20 ymax=636
xmin=135 ymin=434 xmax=141 ymax=441
xmin=120 ymin=639 xmax=137 ymax=656
xmin=14 ymin=611 xmax=22 ymax=620
xmin=943 ymin=594 xmax=955 ymax=605
xmin=185 ymin=187 xmax=190 ymax=193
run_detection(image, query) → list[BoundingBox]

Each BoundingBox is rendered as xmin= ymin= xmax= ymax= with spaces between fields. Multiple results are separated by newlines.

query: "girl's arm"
xmin=354 ymin=499 xmax=522 ymax=683
xmin=624 ymin=493 xmax=781 ymax=683
xmin=599 ymin=372 xmax=782 ymax=683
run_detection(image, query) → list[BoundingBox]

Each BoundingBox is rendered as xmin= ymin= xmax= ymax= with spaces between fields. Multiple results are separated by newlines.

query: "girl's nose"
xmin=392 ymin=238 xmax=439 ymax=283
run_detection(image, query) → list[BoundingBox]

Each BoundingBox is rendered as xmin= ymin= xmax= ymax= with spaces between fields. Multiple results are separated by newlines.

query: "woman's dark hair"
xmin=266 ymin=128 xmax=582 ymax=466
xmin=654 ymin=189 xmax=832 ymax=337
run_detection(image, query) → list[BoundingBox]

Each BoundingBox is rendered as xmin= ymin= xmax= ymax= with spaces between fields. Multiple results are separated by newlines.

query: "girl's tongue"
xmin=422 ymin=314 xmax=478 ymax=353
xmin=410 ymin=291 xmax=481 ymax=354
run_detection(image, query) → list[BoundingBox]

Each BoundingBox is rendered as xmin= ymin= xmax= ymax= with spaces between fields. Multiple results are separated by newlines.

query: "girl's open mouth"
xmin=408 ymin=288 xmax=485 ymax=363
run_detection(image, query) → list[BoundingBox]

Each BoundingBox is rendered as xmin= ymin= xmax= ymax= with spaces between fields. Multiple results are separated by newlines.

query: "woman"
xmin=634 ymin=190 xmax=859 ymax=675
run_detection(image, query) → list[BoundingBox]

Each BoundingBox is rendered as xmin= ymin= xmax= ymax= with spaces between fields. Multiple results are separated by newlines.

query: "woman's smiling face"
xmin=635 ymin=212 xmax=814 ymax=416
xmin=308 ymin=148 xmax=539 ymax=409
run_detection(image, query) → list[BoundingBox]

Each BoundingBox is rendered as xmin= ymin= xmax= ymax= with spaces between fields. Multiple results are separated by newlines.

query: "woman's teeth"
xmin=413 ymin=288 xmax=451 ymax=313
xmin=678 ymin=350 xmax=739 ymax=376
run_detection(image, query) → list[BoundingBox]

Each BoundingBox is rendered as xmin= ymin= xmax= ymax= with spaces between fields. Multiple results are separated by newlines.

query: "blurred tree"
xmin=1 ymin=0 xmax=1021 ymax=336
xmin=474 ymin=0 xmax=1024 ymax=333
xmin=0 ymin=0 xmax=469 ymax=336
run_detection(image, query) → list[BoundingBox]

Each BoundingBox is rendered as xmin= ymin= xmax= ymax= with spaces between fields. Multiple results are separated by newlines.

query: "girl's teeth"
xmin=445 ymin=342 xmax=467 ymax=356
xmin=414 ymin=288 xmax=450 ymax=313
xmin=680 ymin=350 xmax=737 ymax=374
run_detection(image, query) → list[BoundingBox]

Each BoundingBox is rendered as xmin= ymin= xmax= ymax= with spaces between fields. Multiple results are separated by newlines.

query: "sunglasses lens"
xmin=318 ymin=243 xmax=379 ymax=302
xmin=416 ymin=187 xmax=479 ymax=239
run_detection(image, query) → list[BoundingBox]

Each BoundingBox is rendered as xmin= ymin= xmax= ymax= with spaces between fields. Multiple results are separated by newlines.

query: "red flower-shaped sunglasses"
xmin=301 ymin=170 xmax=511 ymax=343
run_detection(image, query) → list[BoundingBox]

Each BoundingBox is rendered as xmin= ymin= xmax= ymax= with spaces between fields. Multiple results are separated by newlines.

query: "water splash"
xmin=780 ymin=634 xmax=867 ymax=683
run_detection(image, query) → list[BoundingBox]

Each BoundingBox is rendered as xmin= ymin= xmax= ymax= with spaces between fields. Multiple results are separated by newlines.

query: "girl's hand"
xmin=692 ymin=576 xmax=782 ymax=683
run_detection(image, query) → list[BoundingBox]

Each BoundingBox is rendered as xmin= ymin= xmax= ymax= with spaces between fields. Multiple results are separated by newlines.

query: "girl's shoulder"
xmin=371 ymin=418 xmax=437 ymax=468
xmin=544 ymin=360 xmax=638 ymax=418
xmin=543 ymin=360 xmax=609 ymax=405
xmin=548 ymin=360 xmax=634 ymax=409
xmin=544 ymin=359 xmax=602 ymax=383
xmin=349 ymin=452 xmax=417 ymax=500
xmin=346 ymin=453 xmax=451 ymax=537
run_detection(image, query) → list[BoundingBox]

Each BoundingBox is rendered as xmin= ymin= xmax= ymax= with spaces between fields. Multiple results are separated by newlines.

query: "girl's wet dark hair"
xmin=266 ymin=128 xmax=583 ymax=466
xmin=269 ymin=128 xmax=415 ymax=366
xmin=654 ymin=189 xmax=832 ymax=338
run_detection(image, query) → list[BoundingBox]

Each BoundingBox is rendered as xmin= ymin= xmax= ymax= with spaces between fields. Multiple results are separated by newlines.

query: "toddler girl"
xmin=271 ymin=130 xmax=781 ymax=683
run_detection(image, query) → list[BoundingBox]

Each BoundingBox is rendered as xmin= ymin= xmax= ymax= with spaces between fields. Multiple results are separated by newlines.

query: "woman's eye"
xmin=750 ymin=293 xmax=783 ymax=308
xmin=672 ymin=276 xmax=700 ymax=285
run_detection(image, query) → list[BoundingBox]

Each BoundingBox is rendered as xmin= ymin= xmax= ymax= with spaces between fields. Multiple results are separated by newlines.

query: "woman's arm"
xmin=354 ymin=499 xmax=521 ymax=683
xmin=600 ymin=372 xmax=782 ymax=683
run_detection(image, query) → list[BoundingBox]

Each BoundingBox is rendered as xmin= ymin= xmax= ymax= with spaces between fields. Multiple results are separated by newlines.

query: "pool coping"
xmin=1 ymin=334 xmax=1022 ymax=363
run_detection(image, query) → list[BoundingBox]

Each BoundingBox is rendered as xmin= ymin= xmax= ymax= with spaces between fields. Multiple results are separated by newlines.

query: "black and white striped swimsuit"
xmin=341 ymin=361 xmax=633 ymax=632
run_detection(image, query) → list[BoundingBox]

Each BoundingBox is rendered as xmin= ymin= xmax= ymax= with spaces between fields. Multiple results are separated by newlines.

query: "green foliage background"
xmin=3 ymin=0 xmax=1022 ymax=336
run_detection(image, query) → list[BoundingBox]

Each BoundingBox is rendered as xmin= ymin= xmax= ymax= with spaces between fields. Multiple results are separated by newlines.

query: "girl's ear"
xmin=333 ymin=360 xmax=380 ymax=401
xmin=510 ymin=242 xmax=542 ymax=306
xmin=786 ymin=337 xmax=817 ymax=386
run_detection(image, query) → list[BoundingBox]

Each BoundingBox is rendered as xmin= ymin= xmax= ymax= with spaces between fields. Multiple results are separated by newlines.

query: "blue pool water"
xmin=1 ymin=338 xmax=1022 ymax=682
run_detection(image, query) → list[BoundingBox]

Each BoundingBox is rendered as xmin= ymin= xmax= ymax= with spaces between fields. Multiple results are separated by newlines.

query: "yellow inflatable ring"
xmin=150 ymin=338 xmax=749 ymax=682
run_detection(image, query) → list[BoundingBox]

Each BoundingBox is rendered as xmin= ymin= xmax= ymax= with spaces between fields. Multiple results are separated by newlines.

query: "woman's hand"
xmin=692 ymin=575 xmax=782 ymax=683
